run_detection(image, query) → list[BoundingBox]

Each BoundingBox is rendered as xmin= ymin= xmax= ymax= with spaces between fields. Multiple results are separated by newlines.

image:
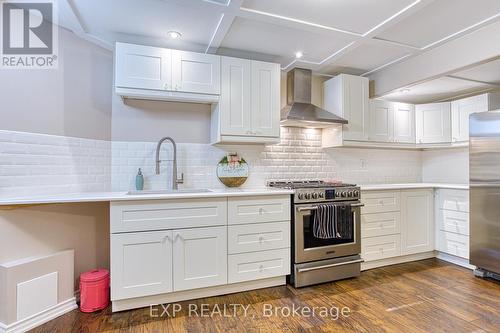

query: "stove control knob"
xmin=335 ymin=192 xmax=341 ymax=197
xmin=348 ymin=190 xmax=353 ymax=197
xmin=306 ymin=193 xmax=312 ymax=199
xmin=319 ymin=192 xmax=325 ymax=198
xmin=298 ymin=193 xmax=304 ymax=200
xmin=354 ymin=190 xmax=360 ymax=197
xmin=341 ymin=191 xmax=347 ymax=197
xmin=312 ymin=193 xmax=319 ymax=199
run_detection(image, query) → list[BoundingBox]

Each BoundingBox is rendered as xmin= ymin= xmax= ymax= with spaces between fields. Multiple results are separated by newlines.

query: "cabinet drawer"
xmin=110 ymin=198 xmax=227 ymax=233
xmin=228 ymin=221 xmax=290 ymax=254
xmin=228 ymin=195 xmax=290 ymax=225
xmin=361 ymin=212 xmax=401 ymax=238
xmin=228 ymin=248 xmax=290 ymax=283
xmin=436 ymin=230 xmax=469 ymax=259
xmin=361 ymin=191 xmax=400 ymax=214
xmin=438 ymin=210 xmax=469 ymax=236
xmin=361 ymin=234 xmax=401 ymax=262
xmin=436 ymin=189 xmax=469 ymax=212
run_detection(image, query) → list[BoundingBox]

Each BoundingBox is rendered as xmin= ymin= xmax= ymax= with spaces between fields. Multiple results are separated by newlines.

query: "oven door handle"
xmin=297 ymin=259 xmax=364 ymax=273
xmin=297 ymin=203 xmax=364 ymax=212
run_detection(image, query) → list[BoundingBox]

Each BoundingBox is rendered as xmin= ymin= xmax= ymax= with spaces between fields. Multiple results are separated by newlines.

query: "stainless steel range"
xmin=268 ymin=180 xmax=364 ymax=287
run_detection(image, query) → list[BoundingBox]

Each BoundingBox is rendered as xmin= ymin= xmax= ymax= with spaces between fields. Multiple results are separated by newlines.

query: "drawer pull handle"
xmin=297 ymin=259 xmax=364 ymax=273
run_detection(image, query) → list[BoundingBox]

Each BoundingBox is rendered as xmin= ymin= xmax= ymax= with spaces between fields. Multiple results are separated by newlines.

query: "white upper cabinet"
xmin=115 ymin=42 xmax=220 ymax=102
xmin=219 ymin=57 xmax=252 ymax=136
xmin=393 ymin=103 xmax=415 ymax=144
xmin=451 ymin=94 xmax=488 ymax=142
xmin=324 ymin=74 xmax=370 ymax=141
xmin=368 ymin=100 xmax=415 ymax=144
xmin=171 ymin=50 xmax=220 ymax=95
xmin=115 ymin=43 xmax=172 ymax=91
xmin=415 ymin=102 xmax=451 ymax=144
xmin=213 ymin=57 xmax=280 ymax=144
xmin=369 ymin=99 xmax=393 ymax=142
xmin=251 ymin=60 xmax=280 ymax=137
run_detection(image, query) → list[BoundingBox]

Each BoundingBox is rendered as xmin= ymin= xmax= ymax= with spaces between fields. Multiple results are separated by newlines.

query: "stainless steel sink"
xmin=126 ymin=189 xmax=212 ymax=195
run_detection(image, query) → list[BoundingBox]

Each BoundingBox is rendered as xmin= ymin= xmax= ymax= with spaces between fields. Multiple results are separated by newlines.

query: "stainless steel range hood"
xmin=281 ymin=68 xmax=347 ymax=127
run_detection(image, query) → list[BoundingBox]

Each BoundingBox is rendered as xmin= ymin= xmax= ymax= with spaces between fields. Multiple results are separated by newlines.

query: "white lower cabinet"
xmin=173 ymin=226 xmax=227 ymax=291
xmin=361 ymin=212 xmax=401 ymax=238
xmin=435 ymin=189 xmax=470 ymax=259
xmin=228 ymin=248 xmax=290 ymax=284
xmin=401 ymin=190 xmax=434 ymax=255
xmin=361 ymin=234 xmax=401 ymax=261
xmin=228 ymin=221 xmax=290 ymax=254
xmin=361 ymin=189 xmax=434 ymax=263
xmin=111 ymin=231 xmax=173 ymax=300
xmin=110 ymin=195 xmax=291 ymax=308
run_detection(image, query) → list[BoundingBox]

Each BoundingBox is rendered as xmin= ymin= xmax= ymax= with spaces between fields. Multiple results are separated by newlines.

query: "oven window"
xmin=303 ymin=211 xmax=354 ymax=248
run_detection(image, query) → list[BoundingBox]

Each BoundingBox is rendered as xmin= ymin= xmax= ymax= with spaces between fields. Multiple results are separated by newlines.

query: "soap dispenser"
xmin=135 ymin=168 xmax=144 ymax=191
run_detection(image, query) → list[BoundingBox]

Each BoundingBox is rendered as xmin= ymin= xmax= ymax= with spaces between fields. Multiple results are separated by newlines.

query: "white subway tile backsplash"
xmin=0 ymin=130 xmax=111 ymax=198
xmin=1 ymin=128 xmax=424 ymax=197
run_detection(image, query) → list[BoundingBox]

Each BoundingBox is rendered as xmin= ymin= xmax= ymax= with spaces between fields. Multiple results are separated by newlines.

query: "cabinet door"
xmin=342 ymin=75 xmax=370 ymax=141
xmin=451 ymin=94 xmax=488 ymax=142
xmin=394 ymin=103 xmax=416 ymax=143
xmin=369 ymin=99 xmax=393 ymax=142
xmin=115 ymin=43 xmax=171 ymax=90
xmin=401 ymin=190 xmax=434 ymax=255
xmin=173 ymin=226 xmax=227 ymax=291
xmin=415 ymin=102 xmax=451 ymax=144
xmin=220 ymin=57 xmax=252 ymax=136
xmin=111 ymin=231 xmax=173 ymax=300
xmin=171 ymin=50 xmax=220 ymax=95
xmin=251 ymin=61 xmax=280 ymax=137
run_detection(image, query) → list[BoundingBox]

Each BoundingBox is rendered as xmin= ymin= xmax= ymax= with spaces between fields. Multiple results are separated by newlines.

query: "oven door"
xmin=294 ymin=201 xmax=362 ymax=263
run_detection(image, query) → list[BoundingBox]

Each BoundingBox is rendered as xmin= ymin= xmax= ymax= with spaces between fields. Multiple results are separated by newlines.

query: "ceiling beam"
xmin=369 ymin=19 xmax=500 ymax=97
xmin=205 ymin=0 xmax=243 ymax=54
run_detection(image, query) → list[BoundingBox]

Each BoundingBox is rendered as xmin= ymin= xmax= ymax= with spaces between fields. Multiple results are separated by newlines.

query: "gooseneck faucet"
xmin=155 ymin=137 xmax=184 ymax=190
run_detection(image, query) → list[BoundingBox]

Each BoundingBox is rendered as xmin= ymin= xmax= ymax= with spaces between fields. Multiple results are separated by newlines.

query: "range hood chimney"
xmin=280 ymin=68 xmax=347 ymax=127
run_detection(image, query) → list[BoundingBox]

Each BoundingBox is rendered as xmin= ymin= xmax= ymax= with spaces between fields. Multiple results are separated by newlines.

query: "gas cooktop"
xmin=268 ymin=180 xmax=360 ymax=203
xmin=267 ymin=180 xmax=356 ymax=189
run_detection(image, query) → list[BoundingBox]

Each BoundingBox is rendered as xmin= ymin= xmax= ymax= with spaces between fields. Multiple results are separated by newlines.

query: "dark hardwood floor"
xmin=31 ymin=259 xmax=500 ymax=332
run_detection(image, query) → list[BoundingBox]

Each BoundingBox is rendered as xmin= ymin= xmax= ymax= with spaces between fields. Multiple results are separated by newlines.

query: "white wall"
xmin=111 ymin=95 xmax=212 ymax=143
xmin=422 ymin=148 xmax=469 ymax=184
xmin=0 ymin=27 xmax=113 ymax=141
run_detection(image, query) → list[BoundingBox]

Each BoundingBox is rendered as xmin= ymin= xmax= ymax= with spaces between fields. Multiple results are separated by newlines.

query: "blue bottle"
xmin=135 ymin=168 xmax=144 ymax=191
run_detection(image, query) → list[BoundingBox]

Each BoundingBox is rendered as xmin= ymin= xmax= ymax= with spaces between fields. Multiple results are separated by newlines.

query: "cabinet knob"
xmin=259 ymin=236 xmax=264 ymax=243
xmin=164 ymin=83 xmax=169 ymax=90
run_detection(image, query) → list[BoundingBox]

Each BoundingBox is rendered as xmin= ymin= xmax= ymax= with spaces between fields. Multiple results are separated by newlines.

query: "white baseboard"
xmin=112 ymin=276 xmax=286 ymax=312
xmin=0 ymin=298 xmax=77 ymax=333
xmin=361 ymin=252 xmax=435 ymax=271
xmin=436 ymin=252 xmax=475 ymax=270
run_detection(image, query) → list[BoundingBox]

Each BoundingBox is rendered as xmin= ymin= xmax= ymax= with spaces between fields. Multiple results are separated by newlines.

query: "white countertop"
xmin=359 ymin=183 xmax=469 ymax=191
xmin=0 ymin=183 xmax=470 ymax=206
xmin=0 ymin=188 xmax=294 ymax=206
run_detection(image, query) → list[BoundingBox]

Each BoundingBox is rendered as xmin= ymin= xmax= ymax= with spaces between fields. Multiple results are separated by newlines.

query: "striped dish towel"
xmin=313 ymin=203 xmax=353 ymax=239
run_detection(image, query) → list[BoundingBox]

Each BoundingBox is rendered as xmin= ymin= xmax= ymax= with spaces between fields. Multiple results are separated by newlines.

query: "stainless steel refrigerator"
xmin=470 ymin=110 xmax=500 ymax=278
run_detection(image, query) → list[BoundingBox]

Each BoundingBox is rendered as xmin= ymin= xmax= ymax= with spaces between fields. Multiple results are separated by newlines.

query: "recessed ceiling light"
xmin=167 ymin=31 xmax=182 ymax=39
xmin=295 ymin=51 xmax=303 ymax=59
xmin=399 ymin=88 xmax=411 ymax=94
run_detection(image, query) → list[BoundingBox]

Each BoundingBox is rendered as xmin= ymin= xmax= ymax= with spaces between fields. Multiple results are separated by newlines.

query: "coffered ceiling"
xmin=61 ymin=0 xmax=500 ymax=102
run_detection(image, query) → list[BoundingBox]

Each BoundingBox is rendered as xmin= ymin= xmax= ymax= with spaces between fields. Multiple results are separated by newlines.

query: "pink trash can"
xmin=79 ymin=269 xmax=109 ymax=313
